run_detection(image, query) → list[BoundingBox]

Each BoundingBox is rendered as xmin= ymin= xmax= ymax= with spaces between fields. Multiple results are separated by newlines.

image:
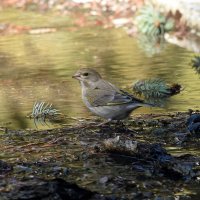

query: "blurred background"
xmin=0 ymin=0 xmax=199 ymax=129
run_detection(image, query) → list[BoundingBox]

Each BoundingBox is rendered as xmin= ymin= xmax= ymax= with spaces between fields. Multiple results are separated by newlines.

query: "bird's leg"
xmin=97 ymin=119 xmax=112 ymax=127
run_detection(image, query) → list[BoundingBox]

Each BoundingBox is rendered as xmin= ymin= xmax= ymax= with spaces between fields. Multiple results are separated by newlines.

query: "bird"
xmin=72 ymin=68 xmax=153 ymax=125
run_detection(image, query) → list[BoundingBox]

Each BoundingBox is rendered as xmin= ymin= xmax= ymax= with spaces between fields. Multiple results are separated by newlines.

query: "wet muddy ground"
xmin=0 ymin=111 xmax=200 ymax=199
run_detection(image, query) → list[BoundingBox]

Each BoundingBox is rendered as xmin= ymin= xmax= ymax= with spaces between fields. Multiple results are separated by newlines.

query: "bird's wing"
xmin=86 ymin=81 xmax=143 ymax=107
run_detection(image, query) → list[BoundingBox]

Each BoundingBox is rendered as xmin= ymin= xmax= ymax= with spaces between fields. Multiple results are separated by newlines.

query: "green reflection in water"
xmin=0 ymin=9 xmax=199 ymax=129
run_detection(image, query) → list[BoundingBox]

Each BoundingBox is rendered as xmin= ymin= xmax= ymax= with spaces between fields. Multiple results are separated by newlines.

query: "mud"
xmin=0 ymin=111 xmax=200 ymax=199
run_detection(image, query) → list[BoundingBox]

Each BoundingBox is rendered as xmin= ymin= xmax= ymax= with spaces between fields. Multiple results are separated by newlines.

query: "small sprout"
xmin=29 ymin=101 xmax=60 ymax=127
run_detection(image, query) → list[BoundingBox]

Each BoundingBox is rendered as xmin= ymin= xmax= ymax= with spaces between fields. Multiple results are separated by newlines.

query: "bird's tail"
xmin=128 ymin=102 xmax=155 ymax=110
xmin=142 ymin=102 xmax=156 ymax=107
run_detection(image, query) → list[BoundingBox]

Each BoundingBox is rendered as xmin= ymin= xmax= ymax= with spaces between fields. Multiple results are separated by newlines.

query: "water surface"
xmin=0 ymin=9 xmax=199 ymax=129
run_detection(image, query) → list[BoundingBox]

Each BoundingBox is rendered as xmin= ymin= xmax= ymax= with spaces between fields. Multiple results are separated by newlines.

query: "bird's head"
xmin=72 ymin=68 xmax=102 ymax=83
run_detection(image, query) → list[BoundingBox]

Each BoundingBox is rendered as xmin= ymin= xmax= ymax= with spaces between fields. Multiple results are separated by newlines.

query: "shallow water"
xmin=0 ymin=9 xmax=199 ymax=129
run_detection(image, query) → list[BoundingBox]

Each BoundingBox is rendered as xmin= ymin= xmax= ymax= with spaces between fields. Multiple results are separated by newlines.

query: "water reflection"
xmin=0 ymin=27 xmax=199 ymax=129
xmin=136 ymin=34 xmax=166 ymax=57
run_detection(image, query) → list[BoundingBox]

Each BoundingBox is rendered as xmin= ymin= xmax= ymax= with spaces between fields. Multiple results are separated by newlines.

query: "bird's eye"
xmin=83 ymin=73 xmax=89 ymax=76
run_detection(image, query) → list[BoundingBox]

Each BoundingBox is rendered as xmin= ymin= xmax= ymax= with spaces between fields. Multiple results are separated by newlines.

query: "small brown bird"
xmin=73 ymin=68 xmax=152 ymax=124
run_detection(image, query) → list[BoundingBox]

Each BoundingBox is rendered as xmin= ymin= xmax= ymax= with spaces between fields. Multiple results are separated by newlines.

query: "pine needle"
xmin=29 ymin=101 xmax=60 ymax=128
xmin=135 ymin=5 xmax=174 ymax=36
xmin=133 ymin=79 xmax=182 ymax=98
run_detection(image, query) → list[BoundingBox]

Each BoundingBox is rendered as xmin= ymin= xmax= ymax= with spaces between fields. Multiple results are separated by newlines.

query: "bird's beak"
xmin=72 ymin=73 xmax=81 ymax=79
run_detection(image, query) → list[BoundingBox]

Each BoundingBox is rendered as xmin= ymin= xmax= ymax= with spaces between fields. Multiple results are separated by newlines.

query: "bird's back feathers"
xmin=85 ymin=79 xmax=144 ymax=107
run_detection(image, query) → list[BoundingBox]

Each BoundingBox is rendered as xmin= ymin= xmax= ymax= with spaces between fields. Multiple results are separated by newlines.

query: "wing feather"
xmin=85 ymin=80 xmax=143 ymax=107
